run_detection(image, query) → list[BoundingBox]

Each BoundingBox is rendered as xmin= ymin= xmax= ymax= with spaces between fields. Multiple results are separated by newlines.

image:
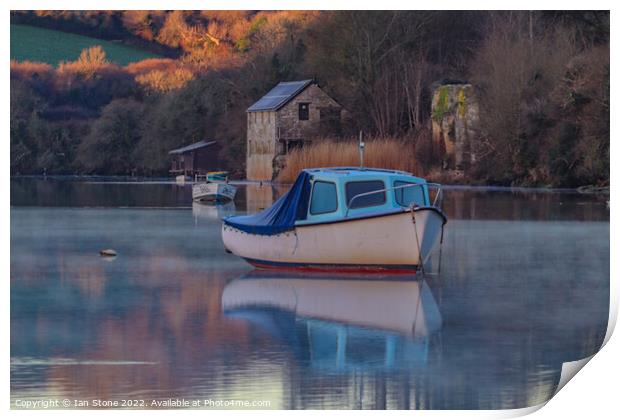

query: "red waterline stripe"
xmin=245 ymin=258 xmax=418 ymax=274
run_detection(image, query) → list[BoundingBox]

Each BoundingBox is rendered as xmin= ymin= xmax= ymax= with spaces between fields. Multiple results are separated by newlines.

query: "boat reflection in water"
xmin=192 ymin=201 xmax=236 ymax=223
xmin=222 ymin=271 xmax=441 ymax=371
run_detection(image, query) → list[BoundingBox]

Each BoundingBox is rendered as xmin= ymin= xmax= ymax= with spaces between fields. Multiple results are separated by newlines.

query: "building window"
xmin=310 ymin=181 xmax=338 ymax=215
xmin=345 ymin=180 xmax=386 ymax=209
xmin=299 ymin=103 xmax=310 ymax=120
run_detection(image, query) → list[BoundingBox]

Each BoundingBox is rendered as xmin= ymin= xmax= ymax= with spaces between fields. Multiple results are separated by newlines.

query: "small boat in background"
xmin=192 ymin=171 xmax=237 ymax=203
xmin=206 ymin=171 xmax=229 ymax=182
xmin=192 ymin=182 xmax=237 ymax=202
xmin=222 ymin=167 xmax=446 ymax=273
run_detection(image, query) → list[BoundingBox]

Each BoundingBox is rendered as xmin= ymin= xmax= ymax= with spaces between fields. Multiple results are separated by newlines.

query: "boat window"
xmin=394 ymin=181 xmax=426 ymax=207
xmin=345 ymin=180 xmax=386 ymax=209
xmin=310 ymin=181 xmax=338 ymax=215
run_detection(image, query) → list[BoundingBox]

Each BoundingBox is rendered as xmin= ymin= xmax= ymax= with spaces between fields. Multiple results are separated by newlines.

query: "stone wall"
xmin=277 ymin=84 xmax=341 ymax=141
xmin=431 ymin=84 xmax=479 ymax=170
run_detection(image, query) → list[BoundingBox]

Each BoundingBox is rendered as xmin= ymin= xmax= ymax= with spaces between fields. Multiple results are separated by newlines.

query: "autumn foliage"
xmin=10 ymin=10 xmax=609 ymax=187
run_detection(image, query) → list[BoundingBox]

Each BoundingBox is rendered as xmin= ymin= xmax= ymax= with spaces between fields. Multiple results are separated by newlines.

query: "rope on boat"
xmin=410 ymin=204 xmax=446 ymax=277
xmin=437 ymin=223 xmax=445 ymax=276
xmin=410 ymin=205 xmax=425 ymax=276
xmin=292 ymin=230 xmax=299 ymax=255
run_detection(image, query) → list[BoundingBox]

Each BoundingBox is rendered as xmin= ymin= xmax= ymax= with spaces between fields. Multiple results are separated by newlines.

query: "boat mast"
xmin=359 ymin=130 xmax=365 ymax=170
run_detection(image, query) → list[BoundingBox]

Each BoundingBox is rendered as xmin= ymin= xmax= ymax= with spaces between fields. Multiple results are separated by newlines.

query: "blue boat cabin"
xmin=223 ymin=167 xmax=433 ymax=236
xmin=297 ymin=168 xmax=431 ymax=226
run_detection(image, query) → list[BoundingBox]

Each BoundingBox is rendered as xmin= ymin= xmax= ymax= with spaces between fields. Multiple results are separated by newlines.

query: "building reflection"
xmin=12 ymin=246 xmax=263 ymax=404
xmin=243 ymin=184 xmax=275 ymax=213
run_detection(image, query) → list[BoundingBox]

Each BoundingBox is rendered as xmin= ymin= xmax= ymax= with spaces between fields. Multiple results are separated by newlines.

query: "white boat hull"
xmin=222 ymin=207 xmax=445 ymax=272
xmin=192 ymin=182 xmax=237 ymax=202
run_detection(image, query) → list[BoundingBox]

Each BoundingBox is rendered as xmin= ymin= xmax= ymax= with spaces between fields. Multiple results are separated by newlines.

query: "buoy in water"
xmin=100 ymin=249 xmax=117 ymax=257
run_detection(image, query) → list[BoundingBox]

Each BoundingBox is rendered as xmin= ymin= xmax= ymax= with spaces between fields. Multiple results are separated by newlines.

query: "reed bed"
xmin=276 ymin=138 xmax=420 ymax=183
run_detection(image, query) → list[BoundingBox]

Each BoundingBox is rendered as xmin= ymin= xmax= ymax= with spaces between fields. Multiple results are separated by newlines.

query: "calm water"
xmin=10 ymin=177 xmax=609 ymax=409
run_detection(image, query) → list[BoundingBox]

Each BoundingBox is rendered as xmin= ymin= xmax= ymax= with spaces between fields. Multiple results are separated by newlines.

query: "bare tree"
xmin=470 ymin=11 xmax=577 ymax=181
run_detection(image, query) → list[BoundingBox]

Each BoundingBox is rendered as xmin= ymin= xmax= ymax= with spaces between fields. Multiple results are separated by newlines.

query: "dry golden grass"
xmin=276 ymin=138 xmax=420 ymax=183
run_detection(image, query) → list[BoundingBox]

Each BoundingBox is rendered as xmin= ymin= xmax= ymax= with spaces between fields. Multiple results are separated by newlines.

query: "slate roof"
xmin=247 ymin=79 xmax=314 ymax=112
xmin=168 ymin=140 xmax=217 ymax=155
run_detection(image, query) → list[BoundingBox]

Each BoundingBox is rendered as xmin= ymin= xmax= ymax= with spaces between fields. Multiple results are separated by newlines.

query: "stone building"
xmin=431 ymin=83 xmax=479 ymax=170
xmin=246 ymin=79 xmax=342 ymax=181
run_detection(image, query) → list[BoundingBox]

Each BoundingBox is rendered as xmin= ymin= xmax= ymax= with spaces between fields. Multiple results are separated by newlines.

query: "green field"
xmin=10 ymin=24 xmax=162 ymax=66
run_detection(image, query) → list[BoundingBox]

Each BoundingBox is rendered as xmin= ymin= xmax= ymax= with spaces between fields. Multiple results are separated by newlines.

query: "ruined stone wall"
xmin=431 ymin=84 xmax=479 ymax=170
xmin=246 ymin=110 xmax=277 ymax=181
xmin=277 ymin=84 xmax=341 ymax=141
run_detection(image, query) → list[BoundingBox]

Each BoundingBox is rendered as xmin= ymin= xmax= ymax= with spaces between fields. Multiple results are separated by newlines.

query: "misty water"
xmin=10 ymin=177 xmax=609 ymax=409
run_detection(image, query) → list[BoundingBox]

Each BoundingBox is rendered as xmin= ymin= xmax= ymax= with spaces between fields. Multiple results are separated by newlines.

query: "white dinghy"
xmin=192 ymin=171 xmax=237 ymax=203
xmin=192 ymin=182 xmax=237 ymax=202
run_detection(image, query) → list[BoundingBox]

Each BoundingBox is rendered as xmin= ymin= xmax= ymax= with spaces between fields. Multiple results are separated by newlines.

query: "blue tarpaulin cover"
xmin=223 ymin=171 xmax=312 ymax=235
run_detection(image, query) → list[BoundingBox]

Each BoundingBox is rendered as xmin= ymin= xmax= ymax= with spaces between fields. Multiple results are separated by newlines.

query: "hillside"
xmin=10 ymin=24 xmax=161 ymax=66
xmin=9 ymin=11 xmax=609 ymax=187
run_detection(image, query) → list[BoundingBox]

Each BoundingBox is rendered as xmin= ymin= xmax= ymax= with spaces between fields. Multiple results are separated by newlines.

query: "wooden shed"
xmin=169 ymin=140 xmax=222 ymax=177
xmin=246 ymin=79 xmax=343 ymax=181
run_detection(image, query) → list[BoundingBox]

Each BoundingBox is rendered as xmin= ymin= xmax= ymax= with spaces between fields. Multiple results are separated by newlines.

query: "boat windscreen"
xmin=223 ymin=171 xmax=312 ymax=235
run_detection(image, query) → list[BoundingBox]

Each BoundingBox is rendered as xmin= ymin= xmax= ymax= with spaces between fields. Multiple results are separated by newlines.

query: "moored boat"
xmin=206 ymin=171 xmax=229 ymax=182
xmin=192 ymin=172 xmax=237 ymax=202
xmin=222 ymin=167 xmax=446 ymax=273
xmin=192 ymin=182 xmax=237 ymax=202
